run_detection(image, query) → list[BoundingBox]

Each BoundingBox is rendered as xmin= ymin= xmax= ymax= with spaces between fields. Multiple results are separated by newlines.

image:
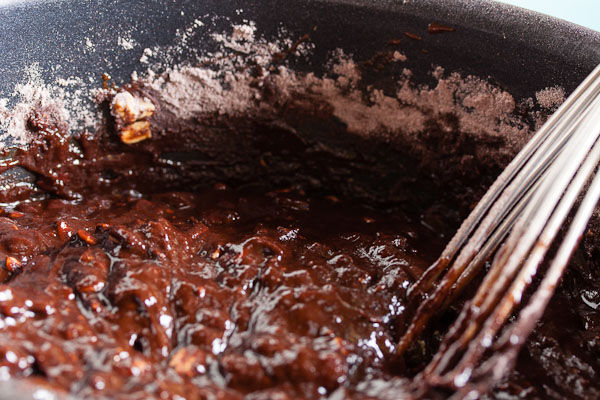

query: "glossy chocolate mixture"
xmin=0 ymin=89 xmax=598 ymax=399
xmin=0 ymin=106 xmax=450 ymax=399
xmin=0 ymin=183 xmax=445 ymax=399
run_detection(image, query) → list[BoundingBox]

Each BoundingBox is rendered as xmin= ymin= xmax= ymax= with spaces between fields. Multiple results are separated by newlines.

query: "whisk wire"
xmin=427 ymin=94 xmax=600 ymax=385
xmin=396 ymin=63 xmax=600 ymax=395
xmin=448 ymin=115 xmax=600 ymax=398
xmin=408 ymin=65 xmax=600 ymax=300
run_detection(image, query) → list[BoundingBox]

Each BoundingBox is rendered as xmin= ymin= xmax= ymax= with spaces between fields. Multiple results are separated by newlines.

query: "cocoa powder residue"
xmin=1 ymin=18 xmax=561 ymax=159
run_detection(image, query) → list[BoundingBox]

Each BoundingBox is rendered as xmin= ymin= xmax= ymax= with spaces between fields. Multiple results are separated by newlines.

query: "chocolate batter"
xmin=0 ymin=85 xmax=598 ymax=399
xmin=0 ymin=181 xmax=446 ymax=399
xmin=0 ymin=104 xmax=448 ymax=399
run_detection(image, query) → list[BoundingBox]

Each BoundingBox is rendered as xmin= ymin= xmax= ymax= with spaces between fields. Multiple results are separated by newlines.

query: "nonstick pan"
xmin=1 ymin=0 xmax=599 ymax=101
xmin=0 ymin=0 xmax=599 ymax=399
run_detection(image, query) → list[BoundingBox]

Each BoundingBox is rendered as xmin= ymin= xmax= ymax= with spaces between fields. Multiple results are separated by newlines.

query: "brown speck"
xmin=120 ymin=121 xmax=152 ymax=144
xmin=387 ymin=38 xmax=402 ymax=45
xmin=169 ymin=347 xmax=207 ymax=377
xmin=102 ymin=73 xmax=111 ymax=90
xmin=422 ymin=49 xmax=429 ymax=54
xmin=131 ymin=359 xmax=150 ymax=375
xmin=89 ymin=299 xmax=103 ymax=312
xmin=325 ymin=195 xmax=341 ymax=204
xmin=334 ymin=337 xmax=349 ymax=355
xmin=404 ymin=32 xmax=422 ymax=40
xmin=78 ymin=229 xmax=97 ymax=245
xmin=5 ymin=256 xmax=21 ymax=272
xmin=428 ymin=22 xmax=455 ymax=34
xmin=96 ymin=223 xmax=111 ymax=231
xmin=259 ymin=158 xmax=267 ymax=167
xmin=364 ymin=217 xmax=376 ymax=224
xmin=272 ymin=33 xmax=311 ymax=63
xmin=57 ymin=220 xmax=73 ymax=241
xmin=79 ymin=253 xmax=95 ymax=262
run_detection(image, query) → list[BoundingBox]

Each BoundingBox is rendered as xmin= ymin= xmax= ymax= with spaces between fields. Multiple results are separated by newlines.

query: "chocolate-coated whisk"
xmin=395 ymin=64 xmax=600 ymax=398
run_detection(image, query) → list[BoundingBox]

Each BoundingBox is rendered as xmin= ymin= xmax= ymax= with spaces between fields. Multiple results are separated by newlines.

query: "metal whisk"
xmin=395 ymin=64 xmax=600 ymax=398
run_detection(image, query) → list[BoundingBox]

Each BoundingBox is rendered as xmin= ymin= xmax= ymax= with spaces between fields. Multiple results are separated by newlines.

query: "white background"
xmin=496 ymin=0 xmax=599 ymax=32
xmin=0 ymin=0 xmax=597 ymax=32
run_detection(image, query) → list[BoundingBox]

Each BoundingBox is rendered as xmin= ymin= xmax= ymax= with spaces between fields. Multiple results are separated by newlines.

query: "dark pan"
xmin=0 ymin=0 xmax=598 ymax=398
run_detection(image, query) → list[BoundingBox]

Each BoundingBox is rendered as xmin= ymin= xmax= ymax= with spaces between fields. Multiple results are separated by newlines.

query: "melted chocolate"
xmin=0 ymin=181 xmax=448 ymax=398
xmin=0 ymin=87 xmax=598 ymax=399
